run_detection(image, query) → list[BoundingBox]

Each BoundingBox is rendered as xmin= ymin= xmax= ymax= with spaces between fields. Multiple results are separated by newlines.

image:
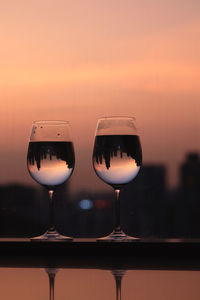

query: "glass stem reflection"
xmin=112 ymin=270 xmax=125 ymax=300
xmin=114 ymin=189 xmax=121 ymax=232
xmin=49 ymin=190 xmax=55 ymax=232
xmin=46 ymin=268 xmax=57 ymax=300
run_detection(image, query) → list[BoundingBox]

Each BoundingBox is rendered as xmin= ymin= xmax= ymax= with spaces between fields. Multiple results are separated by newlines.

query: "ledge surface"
xmin=0 ymin=238 xmax=200 ymax=270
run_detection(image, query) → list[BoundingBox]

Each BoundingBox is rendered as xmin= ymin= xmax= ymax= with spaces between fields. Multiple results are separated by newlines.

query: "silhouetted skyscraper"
xmin=121 ymin=164 xmax=167 ymax=238
xmin=180 ymin=153 xmax=200 ymax=192
xmin=177 ymin=152 xmax=200 ymax=238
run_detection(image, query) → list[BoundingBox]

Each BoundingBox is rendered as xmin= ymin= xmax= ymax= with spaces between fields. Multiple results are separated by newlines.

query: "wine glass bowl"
xmin=92 ymin=117 xmax=142 ymax=241
xmin=27 ymin=120 xmax=75 ymax=241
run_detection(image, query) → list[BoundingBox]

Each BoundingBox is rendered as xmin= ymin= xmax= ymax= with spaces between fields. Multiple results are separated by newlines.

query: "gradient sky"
xmin=0 ymin=0 xmax=199 ymax=193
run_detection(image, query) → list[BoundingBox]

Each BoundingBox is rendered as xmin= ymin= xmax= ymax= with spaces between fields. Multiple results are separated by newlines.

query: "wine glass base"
xmin=97 ymin=230 xmax=140 ymax=242
xmin=31 ymin=230 xmax=73 ymax=242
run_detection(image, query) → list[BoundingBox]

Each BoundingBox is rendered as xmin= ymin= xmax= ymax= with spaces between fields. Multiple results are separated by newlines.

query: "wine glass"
xmin=92 ymin=116 xmax=142 ymax=241
xmin=27 ymin=120 xmax=75 ymax=241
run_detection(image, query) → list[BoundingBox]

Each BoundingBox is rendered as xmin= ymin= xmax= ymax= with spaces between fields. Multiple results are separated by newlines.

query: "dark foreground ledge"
xmin=0 ymin=238 xmax=200 ymax=270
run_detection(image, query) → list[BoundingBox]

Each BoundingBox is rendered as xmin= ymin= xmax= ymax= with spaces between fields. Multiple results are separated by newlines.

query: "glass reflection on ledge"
xmin=0 ymin=267 xmax=200 ymax=300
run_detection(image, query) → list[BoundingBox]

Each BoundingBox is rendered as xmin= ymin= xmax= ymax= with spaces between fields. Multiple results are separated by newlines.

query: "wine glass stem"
xmin=114 ymin=189 xmax=121 ymax=232
xmin=115 ymin=276 xmax=122 ymax=300
xmin=48 ymin=272 xmax=55 ymax=300
xmin=49 ymin=190 xmax=55 ymax=232
xmin=112 ymin=270 xmax=124 ymax=300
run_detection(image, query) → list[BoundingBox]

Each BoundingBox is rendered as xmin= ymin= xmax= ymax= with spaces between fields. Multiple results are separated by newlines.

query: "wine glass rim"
xmin=33 ymin=120 xmax=70 ymax=125
xmin=98 ymin=116 xmax=136 ymax=120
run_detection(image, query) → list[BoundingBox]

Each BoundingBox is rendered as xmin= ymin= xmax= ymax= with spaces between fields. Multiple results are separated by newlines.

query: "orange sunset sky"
xmin=0 ymin=0 xmax=199 ymax=193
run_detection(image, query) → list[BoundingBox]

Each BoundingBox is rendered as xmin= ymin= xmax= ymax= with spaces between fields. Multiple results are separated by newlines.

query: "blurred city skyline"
xmin=0 ymin=152 xmax=199 ymax=239
xmin=0 ymin=0 xmax=199 ymax=194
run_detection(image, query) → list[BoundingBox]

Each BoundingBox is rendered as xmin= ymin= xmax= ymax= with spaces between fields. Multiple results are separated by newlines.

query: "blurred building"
xmin=121 ymin=164 xmax=167 ymax=238
xmin=0 ymin=181 xmax=70 ymax=237
xmin=180 ymin=153 xmax=200 ymax=192
xmin=175 ymin=152 xmax=200 ymax=238
xmin=0 ymin=184 xmax=48 ymax=237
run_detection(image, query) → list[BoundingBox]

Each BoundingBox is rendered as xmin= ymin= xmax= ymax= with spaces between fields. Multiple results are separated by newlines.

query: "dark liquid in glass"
xmin=27 ymin=141 xmax=75 ymax=189
xmin=93 ymin=135 xmax=142 ymax=188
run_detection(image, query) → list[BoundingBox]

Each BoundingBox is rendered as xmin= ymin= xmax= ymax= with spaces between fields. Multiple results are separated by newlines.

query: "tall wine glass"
xmin=27 ymin=120 xmax=75 ymax=241
xmin=92 ymin=116 xmax=142 ymax=241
